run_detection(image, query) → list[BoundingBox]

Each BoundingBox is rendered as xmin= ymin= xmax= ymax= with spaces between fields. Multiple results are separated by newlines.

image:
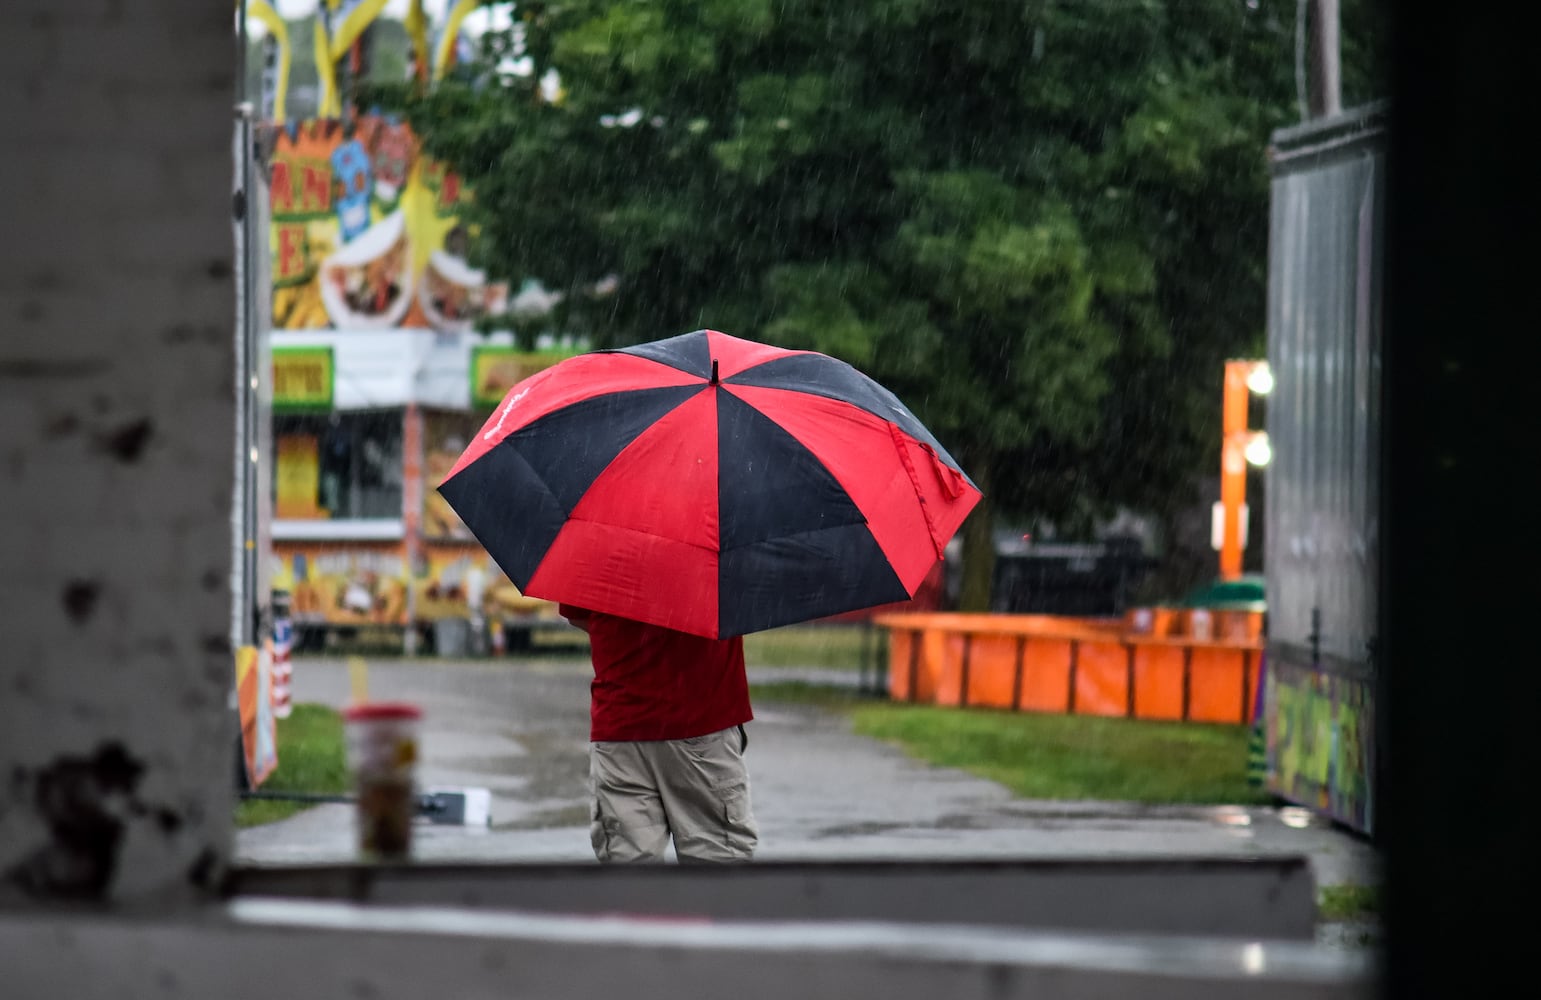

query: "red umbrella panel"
xmin=439 ymin=329 xmax=981 ymax=638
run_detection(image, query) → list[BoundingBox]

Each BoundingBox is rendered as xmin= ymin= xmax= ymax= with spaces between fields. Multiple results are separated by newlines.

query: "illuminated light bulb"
xmin=1246 ymin=362 xmax=1274 ymax=396
xmin=1244 ymin=433 xmax=1272 ymax=467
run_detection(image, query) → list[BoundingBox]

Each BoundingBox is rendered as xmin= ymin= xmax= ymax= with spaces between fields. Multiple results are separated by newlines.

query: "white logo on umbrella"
xmin=484 ymin=387 xmax=531 ymax=441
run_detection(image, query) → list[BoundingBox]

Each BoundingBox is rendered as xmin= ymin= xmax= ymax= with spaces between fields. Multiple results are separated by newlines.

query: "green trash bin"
xmin=1179 ymin=574 xmax=1266 ymax=612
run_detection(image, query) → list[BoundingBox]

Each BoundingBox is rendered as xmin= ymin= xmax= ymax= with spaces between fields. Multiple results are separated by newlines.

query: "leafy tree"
xmin=377 ymin=0 xmax=1386 ymax=609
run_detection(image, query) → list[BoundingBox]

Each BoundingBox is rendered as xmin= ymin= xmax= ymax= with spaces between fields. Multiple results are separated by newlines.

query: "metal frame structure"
xmin=1261 ymin=101 xmax=1387 ymax=836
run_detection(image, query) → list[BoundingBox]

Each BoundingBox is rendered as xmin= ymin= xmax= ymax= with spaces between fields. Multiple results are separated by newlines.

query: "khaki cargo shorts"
xmin=589 ymin=725 xmax=758 ymax=863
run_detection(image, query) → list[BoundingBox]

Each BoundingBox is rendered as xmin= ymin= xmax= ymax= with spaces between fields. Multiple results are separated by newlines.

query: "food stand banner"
xmin=276 ymin=542 xmax=410 ymax=626
xmin=413 ymin=545 xmax=494 ymax=622
xmin=469 ymin=346 xmax=577 ymax=410
xmin=274 ymin=434 xmax=325 ymax=519
xmin=272 ymin=346 xmax=335 ymax=411
xmin=266 ymin=115 xmax=508 ymax=333
xmin=273 ymin=541 xmax=539 ymax=626
xmin=235 ymin=644 xmax=278 ymax=787
xmin=423 ymin=410 xmax=480 ymax=541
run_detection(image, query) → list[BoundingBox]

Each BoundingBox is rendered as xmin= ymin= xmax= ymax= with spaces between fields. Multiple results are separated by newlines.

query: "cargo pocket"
xmin=588 ymin=748 xmax=614 ymax=862
xmin=589 ymin=794 xmax=610 ymax=861
xmin=721 ymin=784 xmax=758 ymax=859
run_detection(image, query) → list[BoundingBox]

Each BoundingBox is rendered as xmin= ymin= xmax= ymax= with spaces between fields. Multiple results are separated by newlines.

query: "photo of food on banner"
xmin=266 ymin=114 xmax=508 ymax=334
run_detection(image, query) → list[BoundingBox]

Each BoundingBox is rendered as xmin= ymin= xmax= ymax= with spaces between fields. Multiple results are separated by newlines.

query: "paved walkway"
xmin=237 ymin=656 xmax=1379 ymax=894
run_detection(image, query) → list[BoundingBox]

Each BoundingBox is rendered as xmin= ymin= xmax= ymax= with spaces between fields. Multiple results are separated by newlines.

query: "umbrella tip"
xmin=710 ymin=359 xmax=719 ymax=385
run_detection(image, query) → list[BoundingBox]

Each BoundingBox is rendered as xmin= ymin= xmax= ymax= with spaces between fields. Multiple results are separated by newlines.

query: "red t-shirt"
xmin=560 ymin=605 xmax=753 ymax=742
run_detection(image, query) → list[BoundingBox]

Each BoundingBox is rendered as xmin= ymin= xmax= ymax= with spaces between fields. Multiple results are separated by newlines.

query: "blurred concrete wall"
xmin=0 ymin=0 xmax=237 ymax=904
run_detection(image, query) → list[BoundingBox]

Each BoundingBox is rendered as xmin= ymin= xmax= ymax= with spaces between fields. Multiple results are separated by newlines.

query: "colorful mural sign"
xmin=266 ymin=115 xmax=508 ymax=333
xmin=1264 ymin=656 xmax=1375 ymax=834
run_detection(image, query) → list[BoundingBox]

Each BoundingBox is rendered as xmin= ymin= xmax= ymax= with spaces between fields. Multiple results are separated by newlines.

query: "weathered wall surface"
xmin=0 ymin=0 xmax=236 ymax=903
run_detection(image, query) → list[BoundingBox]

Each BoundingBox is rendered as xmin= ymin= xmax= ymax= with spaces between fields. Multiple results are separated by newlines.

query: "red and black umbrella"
xmin=439 ymin=329 xmax=980 ymax=639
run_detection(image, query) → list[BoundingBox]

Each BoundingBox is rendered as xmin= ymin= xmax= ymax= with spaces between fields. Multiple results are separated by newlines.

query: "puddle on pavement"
xmin=518 ymin=762 xmax=588 ymax=801
xmin=490 ymin=803 xmax=591 ymax=831
xmin=996 ymin=803 xmax=1259 ymax=822
xmin=436 ymin=730 xmax=589 ymax=804
xmin=814 ymin=821 xmax=909 ymax=838
xmin=437 ymin=755 xmax=528 ymax=774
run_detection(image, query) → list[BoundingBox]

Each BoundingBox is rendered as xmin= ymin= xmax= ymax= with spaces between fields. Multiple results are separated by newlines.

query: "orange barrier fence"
xmin=873 ymin=613 xmax=1264 ymax=725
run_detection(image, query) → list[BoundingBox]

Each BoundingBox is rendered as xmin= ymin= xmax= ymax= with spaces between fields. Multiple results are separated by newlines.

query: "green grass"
xmin=1319 ymin=884 xmax=1381 ymax=921
xmin=753 ymin=683 xmax=1268 ymax=805
xmin=743 ymin=623 xmax=884 ymax=669
xmin=298 ymin=621 xmax=878 ymax=665
xmin=235 ymin=703 xmax=349 ymax=828
xmin=751 ymin=681 xmax=876 ymax=708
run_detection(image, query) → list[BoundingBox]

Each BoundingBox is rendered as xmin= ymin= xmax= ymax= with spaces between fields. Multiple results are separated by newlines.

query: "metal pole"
xmin=233 ymin=2 xmax=260 ymax=653
xmin=1307 ymin=0 xmax=1342 ymax=118
xmin=231 ymin=2 xmax=253 ymax=793
xmin=1219 ymin=362 xmax=1250 ymax=580
xmin=402 ymin=403 xmax=423 ymax=655
xmin=259 ymin=32 xmax=279 ymax=122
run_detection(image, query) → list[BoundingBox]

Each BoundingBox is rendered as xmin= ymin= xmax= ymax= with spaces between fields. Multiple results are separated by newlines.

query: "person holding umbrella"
xmin=559 ymin=602 xmax=756 ymax=863
xmin=438 ymin=329 xmax=981 ymax=863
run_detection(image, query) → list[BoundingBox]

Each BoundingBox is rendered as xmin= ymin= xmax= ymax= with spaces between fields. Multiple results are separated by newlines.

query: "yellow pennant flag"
xmin=327 ymin=0 xmax=391 ymax=63
xmin=313 ymin=13 xmax=340 ymax=118
xmin=404 ymin=0 xmax=431 ymax=83
xmin=433 ymin=0 xmax=482 ymax=83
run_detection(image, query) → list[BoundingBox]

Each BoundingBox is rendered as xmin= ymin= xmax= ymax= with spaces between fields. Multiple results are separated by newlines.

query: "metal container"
xmin=1261 ymin=101 xmax=1387 ymax=835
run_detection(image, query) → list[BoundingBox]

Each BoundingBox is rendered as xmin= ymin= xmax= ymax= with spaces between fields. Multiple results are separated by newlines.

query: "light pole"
xmin=1215 ymin=359 xmax=1272 ymax=580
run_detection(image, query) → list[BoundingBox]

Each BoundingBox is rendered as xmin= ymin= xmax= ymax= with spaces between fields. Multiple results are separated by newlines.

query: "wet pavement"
xmin=237 ymin=655 xmax=1379 ymax=897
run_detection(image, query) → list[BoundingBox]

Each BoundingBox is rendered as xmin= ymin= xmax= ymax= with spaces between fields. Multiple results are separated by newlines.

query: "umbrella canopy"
xmin=439 ymin=329 xmax=981 ymax=638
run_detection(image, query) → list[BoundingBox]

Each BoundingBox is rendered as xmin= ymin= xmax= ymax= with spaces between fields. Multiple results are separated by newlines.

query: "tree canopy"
xmin=376 ymin=0 xmax=1387 ymax=608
